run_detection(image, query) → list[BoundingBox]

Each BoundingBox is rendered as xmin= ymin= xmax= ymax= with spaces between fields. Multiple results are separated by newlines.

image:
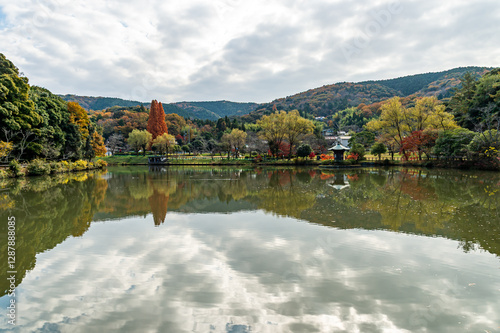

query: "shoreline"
xmin=99 ymin=155 xmax=499 ymax=171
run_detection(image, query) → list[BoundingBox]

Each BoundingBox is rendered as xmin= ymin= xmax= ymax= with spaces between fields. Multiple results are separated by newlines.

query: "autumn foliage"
xmin=319 ymin=154 xmax=335 ymax=160
xmin=68 ymin=102 xmax=90 ymax=140
xmin=91 ymin=131 xmax=107 ymax=157
xmin=147 ymin=100 xmax=168 ymax=140
xmin=400 ymin=130 xmax=438 ymax=160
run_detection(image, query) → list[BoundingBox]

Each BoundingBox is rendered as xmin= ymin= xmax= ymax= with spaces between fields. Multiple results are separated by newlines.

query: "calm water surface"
xmin=0 ymin=166 xmax=499 ymax=332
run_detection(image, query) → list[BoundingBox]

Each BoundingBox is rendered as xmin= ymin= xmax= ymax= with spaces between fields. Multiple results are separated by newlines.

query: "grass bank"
xmin=97 ymin=154 xmax=325 ymax=166
xmin=0 ymin=159 xmax=108 ymax=179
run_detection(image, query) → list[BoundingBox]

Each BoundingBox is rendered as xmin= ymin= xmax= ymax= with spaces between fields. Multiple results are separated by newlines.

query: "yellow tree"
xmin=229 ymin=128 xmax=247 ymax=156
xmin=257 ymin=111 xmax=287 ymax=157
xmin=366 ymin=97 xmax=409 ymax=149
xmin=284 ymin=110 xmax=314 ymax=158
xmin=429 ymin=104 xmax=459 ymax=130
xmin=0 ymin=141 xmax=13 ymax=161
xmin=91 ymin=131 xmax=106 ymax=157
xmin=152 ymin=133 xmax=176 ymax=156
xmin=221 ymin=129 xmax=247 ymax=159
xmin=408 ymin=97 xmax=458 ymax=131
xmin=407 ymin=97 xmax=437 ymax=132
xmin=67 ymin=102 xmax=90 ymax=140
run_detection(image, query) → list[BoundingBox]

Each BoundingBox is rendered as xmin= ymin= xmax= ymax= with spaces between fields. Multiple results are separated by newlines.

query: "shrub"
xmin=320 ymin=154 xmax=335 ymax=160
xmin=49 ymin=161 xmax=65 ymax=174
xmin=94 ymin=159 xmax=108 ymax=168
xmin=349 ymin=142 xmax=366 ymax=161
xmin=60 ymin=160 xmax=71 ymax=172
xmin=9 ymin=159 xmax=23 ymax=177
xmin=0 ymin=169 xmax=9 ymax=179
xmin=297 ymin=144 xmax=312 ymax=158
xmin=73 ymin=160 xmax=88 ymax=171
xmin=27 ymin=159 xmax=51 ymax=176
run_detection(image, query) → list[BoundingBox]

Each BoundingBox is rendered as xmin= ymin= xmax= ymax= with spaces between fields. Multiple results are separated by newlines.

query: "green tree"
xmin=128 ymin=129 xmax=152 ymax=155
xmin=296 ymin=143 xmax=312 ymax=158
xmin=449 ymin=70 xmax=500 ymax=130
xmin=467 ymin=129 xmax=500 ymax=161
xmin=370 ymin=142 xmax=387 ymax=160
xmin=349 ymin=130 xmax=375 ymax=149
xmin=84 ymin=134 xmax=95 ymax=161
xmin=181 ymin=144 xmax=190 ymax=154
xmin=0 ymin=54 xmax=41 ymax=134
xmin=29 ymin=86 xmax=71 ymax=158
xmin=433 ymin=128 xmax=475 ymax=159
xmin=349 ymin=142 xmax=366 ymax=160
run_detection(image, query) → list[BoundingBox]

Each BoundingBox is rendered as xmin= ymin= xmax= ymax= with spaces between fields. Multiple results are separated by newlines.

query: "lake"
xmin=0 ymin=166 xmax=499 ymax=332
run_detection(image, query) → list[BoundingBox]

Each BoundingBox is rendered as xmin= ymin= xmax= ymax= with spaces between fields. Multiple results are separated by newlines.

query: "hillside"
xmin=59 ymin=94 xmax=145 ymax=110
xmin=172 ymin=101 xmax=259 ymax=121
xmin=242 ymin=66 xmax=493 ymax=121
xmin=60 ymin=94 xmax=258 ymax=120
xmin=366 ymin=66 xmax=491 ymax=97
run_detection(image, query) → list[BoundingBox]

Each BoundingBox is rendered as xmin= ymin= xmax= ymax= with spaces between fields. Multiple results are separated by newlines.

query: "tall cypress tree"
xmin=147 ymin=100 xmax=168 ymax=140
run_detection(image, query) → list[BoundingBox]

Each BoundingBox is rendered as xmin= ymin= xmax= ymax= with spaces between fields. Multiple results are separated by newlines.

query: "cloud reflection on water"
xmin=4 ymin=211 xmax=499 ymax=333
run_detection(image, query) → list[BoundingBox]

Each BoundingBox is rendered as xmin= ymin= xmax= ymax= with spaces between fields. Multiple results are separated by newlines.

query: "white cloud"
xmin=0 ymin=0 xmax=499 ymax=103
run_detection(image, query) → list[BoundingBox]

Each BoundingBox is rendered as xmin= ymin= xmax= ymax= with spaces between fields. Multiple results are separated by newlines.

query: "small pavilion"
xmin=148 ymin=156 xmax=168 ymax=165
xmin=328 ymin=144 xmax=350 ymax=161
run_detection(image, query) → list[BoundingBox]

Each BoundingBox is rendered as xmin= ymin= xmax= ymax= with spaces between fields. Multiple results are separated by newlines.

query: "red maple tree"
xmin=400 ymin=130 xmax=438 ymax=160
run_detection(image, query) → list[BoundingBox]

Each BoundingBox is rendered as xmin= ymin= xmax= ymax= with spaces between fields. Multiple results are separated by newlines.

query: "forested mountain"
xmin=59 ymin=95 xmax=144 ymax=110
xmin=60 ymin=94 xmax=258 ymax=121
xmin=248 ymin=82 xmax=401 ymax=120
xmin=172 ymin=101 xmax=259 ymax=121
xmin=366 ymin=66 xmax=491 ymax=97
xmin=242 ymin=67 xmax=493 ymax=122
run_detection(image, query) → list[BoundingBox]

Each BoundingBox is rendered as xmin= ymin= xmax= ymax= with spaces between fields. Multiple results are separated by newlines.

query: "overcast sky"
xmin=0 ymin=0 xmax=499 ymax=103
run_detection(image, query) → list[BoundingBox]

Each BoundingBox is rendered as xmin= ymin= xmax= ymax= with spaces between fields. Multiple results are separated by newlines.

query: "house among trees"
xmin=332 ymin=131 xmax=351 ymax=148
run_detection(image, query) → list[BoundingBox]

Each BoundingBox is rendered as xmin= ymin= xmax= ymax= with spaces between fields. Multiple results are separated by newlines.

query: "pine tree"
xmin=147 ymin=100 xmax=168 ymax=140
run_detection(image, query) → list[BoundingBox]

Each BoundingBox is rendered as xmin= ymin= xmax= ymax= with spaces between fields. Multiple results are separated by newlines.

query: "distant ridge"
xmin=363 ymin=66 xmax=491 ymax=96
xmin=59 ymin=94 xmax=259 ymax=121
xmin=59 ymin=94 xmax=144 ymax=110
xmin=244 ymin=66 xmax=494 ymax=119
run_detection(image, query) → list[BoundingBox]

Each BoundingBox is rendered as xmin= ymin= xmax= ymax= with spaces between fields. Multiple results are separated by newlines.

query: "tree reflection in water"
xmin=1 ymin=166 xmax=499 ymax=298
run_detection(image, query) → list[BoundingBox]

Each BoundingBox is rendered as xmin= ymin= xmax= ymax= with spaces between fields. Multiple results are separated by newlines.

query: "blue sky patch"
xmin=0 ymin=6 xmax=6 ymax=27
